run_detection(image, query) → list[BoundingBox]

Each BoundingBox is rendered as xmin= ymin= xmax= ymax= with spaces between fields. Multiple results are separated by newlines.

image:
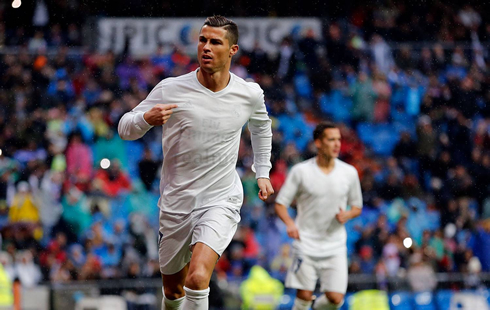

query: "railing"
xmin=27 ymin=272 xmax=487 ymax=309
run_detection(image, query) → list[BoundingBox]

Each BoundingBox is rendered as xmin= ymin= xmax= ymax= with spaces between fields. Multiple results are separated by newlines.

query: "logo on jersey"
xmin=179 ymin=100 xmax=194 ymax=110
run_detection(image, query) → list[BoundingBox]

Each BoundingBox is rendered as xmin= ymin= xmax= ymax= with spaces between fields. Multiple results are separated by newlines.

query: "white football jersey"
xmin=276 ymin=157 xmax=362 ymax=257
xmin=119 ymin=69 xmax=272 ymax=214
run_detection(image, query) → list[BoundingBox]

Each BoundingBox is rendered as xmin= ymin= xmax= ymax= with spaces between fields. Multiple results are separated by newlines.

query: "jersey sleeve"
xmin=118 ymin=82 xmax=163 ymax=140
xmin=248 ymin=88 xmax=273 ymax=179
xmin=347 ymin=167 xmax=363 ymax=208
xmin=275 ymin=165 xmax=301 ymax=207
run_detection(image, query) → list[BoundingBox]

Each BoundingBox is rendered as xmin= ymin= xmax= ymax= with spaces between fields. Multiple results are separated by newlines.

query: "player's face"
xmin=315 ymin=128 xmax=341 ymax=159
xmin=198 ymin=25 xmax=238 ymax=73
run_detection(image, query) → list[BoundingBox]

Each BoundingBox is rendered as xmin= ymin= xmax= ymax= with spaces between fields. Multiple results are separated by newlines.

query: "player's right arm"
xmin=275 ymin=203 xmax=300 ymax=240
xmin=274 ymin=165 xmax=301 ymax=240
xmin=118 ymin=82 xmax=177 ymax=141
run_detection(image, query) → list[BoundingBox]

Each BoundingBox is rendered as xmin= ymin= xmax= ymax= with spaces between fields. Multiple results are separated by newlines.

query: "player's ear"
xmin=229 ymin=44 xmax=239 ymax=57
xmin=314 ymin=139 xmax=321 ymax=149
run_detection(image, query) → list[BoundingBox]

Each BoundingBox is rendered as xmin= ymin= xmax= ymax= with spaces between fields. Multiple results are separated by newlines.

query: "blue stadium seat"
xmin=391 ymin=88 xmax=406 ymax=107
xmin=390 ymin=292 xmax=413 ymax=310
xmin=345 ymin=216 xmax=363 ymax=255
xmin=356 ymin=123 xmax=401 ymax=156
xmin=370 ymin=125 xmax=401 ymax=156
xmin=340 ymin=292 xmax=353 ymax=310
xmin=361 ymin=208 xmax=380 ymax=227
xmin=294 ymin=74 xmax=313 ymax=100
xmin=356 ymin=123 xmax=375 ymax=145
xmin=413 ymin=292 xmax=436 ymax=310
xmin=435 ymin=290 xmax=453 ymax=310
xmin=278 ymin=288 xmax=296 ymax=309
xmin=320 ymin=93 xmax=334 ymax=116
xmin=124 ymin=140 xmax=144 ymax=179
xmin=320 ymin=90 xmax=352 ymax=122
xmin=405 ymin=85 xmax=425 ymax=116
xmin=392 ymin=119 xmax=416 ymax=137
xmin=426 ymin=210 xmax=441 ymax=232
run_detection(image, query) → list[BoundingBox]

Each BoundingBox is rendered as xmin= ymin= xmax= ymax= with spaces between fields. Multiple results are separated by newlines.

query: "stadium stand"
xmin=0 ymin=0 xmax=489 ymax=309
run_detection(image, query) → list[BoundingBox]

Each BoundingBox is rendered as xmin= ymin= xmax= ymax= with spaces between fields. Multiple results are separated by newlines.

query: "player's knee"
xmin=163 ymin=286 xmax=185 ymax=300
xmin=325 ymin=292 xmax=344 ymax=305
xmin=297 ymin=290 xmax=314 ymax=301
xmin=185 ymin=269 xmax=211 ymax=290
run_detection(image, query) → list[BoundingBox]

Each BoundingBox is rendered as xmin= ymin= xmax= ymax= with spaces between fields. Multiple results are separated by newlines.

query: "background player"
xmin=275 ymin=122 xmax=362 ymax=310
xmin=118 ymin=15 xmax=274 ymax=310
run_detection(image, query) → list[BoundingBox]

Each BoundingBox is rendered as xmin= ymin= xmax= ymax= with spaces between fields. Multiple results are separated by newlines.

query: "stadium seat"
xmin=436 ymin=290 xmax=453 ymax=310
xmin=361 ymin=208 xmax=380 ymax=227
xmin=389 ymin=291 xmax=413 ymax=310
xmin=124 ymin=140 xmax=145 ymax=179
xmin=340 ymin=292 xmax=353 ymax=310
xmin=413 ymin=291 xmax=436 ymax=310
xmin=356 ymin=123 xmax=401 ymax=156
xmin=370 ymin=125 xmax=401 ymax=156
xmin=319 ymin=90 xmax=352 ymax=122
xmin=404 ymin=85 xmax=425 ymax=116
xmin=356 ymin=123 xmax=375 ymax=145
xmin=294 ymin=74 xmax=313 ymax=100
xmin=278 ymin=288 xmax=295 ymax=309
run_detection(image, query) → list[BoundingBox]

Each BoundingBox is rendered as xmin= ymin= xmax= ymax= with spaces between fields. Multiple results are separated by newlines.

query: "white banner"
xmin=97 ymin=18 xmax=322 ymax=56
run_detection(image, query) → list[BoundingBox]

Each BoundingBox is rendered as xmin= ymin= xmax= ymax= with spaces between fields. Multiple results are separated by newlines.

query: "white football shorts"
xmin=158 ymin=206 xmax=241 ymax=275
xmin=285 ymin=250 xmax=348 ymax=293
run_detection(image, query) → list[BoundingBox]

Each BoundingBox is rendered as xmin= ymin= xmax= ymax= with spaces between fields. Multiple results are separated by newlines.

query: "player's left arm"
xmin=336 ymin=167 xmax=363 ymax=224
xmin=248 ymin=88 xmax=273 ymax=201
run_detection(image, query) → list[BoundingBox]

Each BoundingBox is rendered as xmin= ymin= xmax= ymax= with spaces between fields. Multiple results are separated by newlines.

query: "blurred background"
xmin=0 ymin=0 xmax=489 ymax=309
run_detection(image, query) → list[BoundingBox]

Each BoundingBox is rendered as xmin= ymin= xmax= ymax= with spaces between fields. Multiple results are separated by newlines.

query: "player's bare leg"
xmin=313 ymin=291 xmax=344 ymax=310
xmin=293 ymin=289 xmax=314 ymax=310
xmin=161 ymin=264 xmax=188 ymax=310
xmin=181 ymin=242 xmax=219 ymax=310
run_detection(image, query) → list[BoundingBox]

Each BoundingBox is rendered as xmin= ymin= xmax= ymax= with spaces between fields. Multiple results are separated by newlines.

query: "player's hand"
xmin=257 ymin=178 xmax=274 ymax=201
xmin=286 ymin=223 xmax=300 ymax=240
xmin=143 ymin=104 xmax=178 ymax=126
xmin=336 ymin=208 xmax=349 ymax=224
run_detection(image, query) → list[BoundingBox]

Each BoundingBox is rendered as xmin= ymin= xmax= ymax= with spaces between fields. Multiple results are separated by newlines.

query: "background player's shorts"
xmin=285 ymin=250 xmax=348 ymax=293
xmin=158 ymin=206 xmax=240 ymax=275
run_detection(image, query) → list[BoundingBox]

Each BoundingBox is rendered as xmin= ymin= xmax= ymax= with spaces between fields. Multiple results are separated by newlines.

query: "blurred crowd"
xmin=2 ymin=1 xmax=490 ymax=50
xmin=0 ymin=2 xmax=489 ymax=298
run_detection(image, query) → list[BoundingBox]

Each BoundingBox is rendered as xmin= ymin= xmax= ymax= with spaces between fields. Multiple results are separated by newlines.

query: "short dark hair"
xmin=203 ymin=15 xmax=239 ymax=45
xmin=313 ymin=122 xmax=338 ymax=141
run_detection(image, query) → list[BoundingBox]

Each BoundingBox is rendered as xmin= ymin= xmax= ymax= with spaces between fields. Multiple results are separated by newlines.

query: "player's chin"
xmin=199 ymin=64 xmax=216 ymax=73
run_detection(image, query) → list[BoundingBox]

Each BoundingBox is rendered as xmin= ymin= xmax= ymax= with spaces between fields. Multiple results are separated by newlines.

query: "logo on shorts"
xmin=293 ymin=257 xmax=303 ymax=273
xmin=227 ymin=196 xmax=240 ymax=204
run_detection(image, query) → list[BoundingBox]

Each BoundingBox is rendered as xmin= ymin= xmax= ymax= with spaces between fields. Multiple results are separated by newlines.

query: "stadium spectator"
xmin=406 ymin=250 xmax=438 ymax=292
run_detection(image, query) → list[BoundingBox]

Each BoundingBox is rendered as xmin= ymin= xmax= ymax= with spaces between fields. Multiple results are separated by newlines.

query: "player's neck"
xmin=316 ymin=155 xmax=336 ymax=173
xmin=197 ymin=68 xmax=231 ymax=92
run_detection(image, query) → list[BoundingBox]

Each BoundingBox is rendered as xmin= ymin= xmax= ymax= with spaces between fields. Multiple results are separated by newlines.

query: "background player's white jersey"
xmin=276 ymin=157 xmax=362 ymax=257
xmin=119 ymin=69 xmax=272 ymax=214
